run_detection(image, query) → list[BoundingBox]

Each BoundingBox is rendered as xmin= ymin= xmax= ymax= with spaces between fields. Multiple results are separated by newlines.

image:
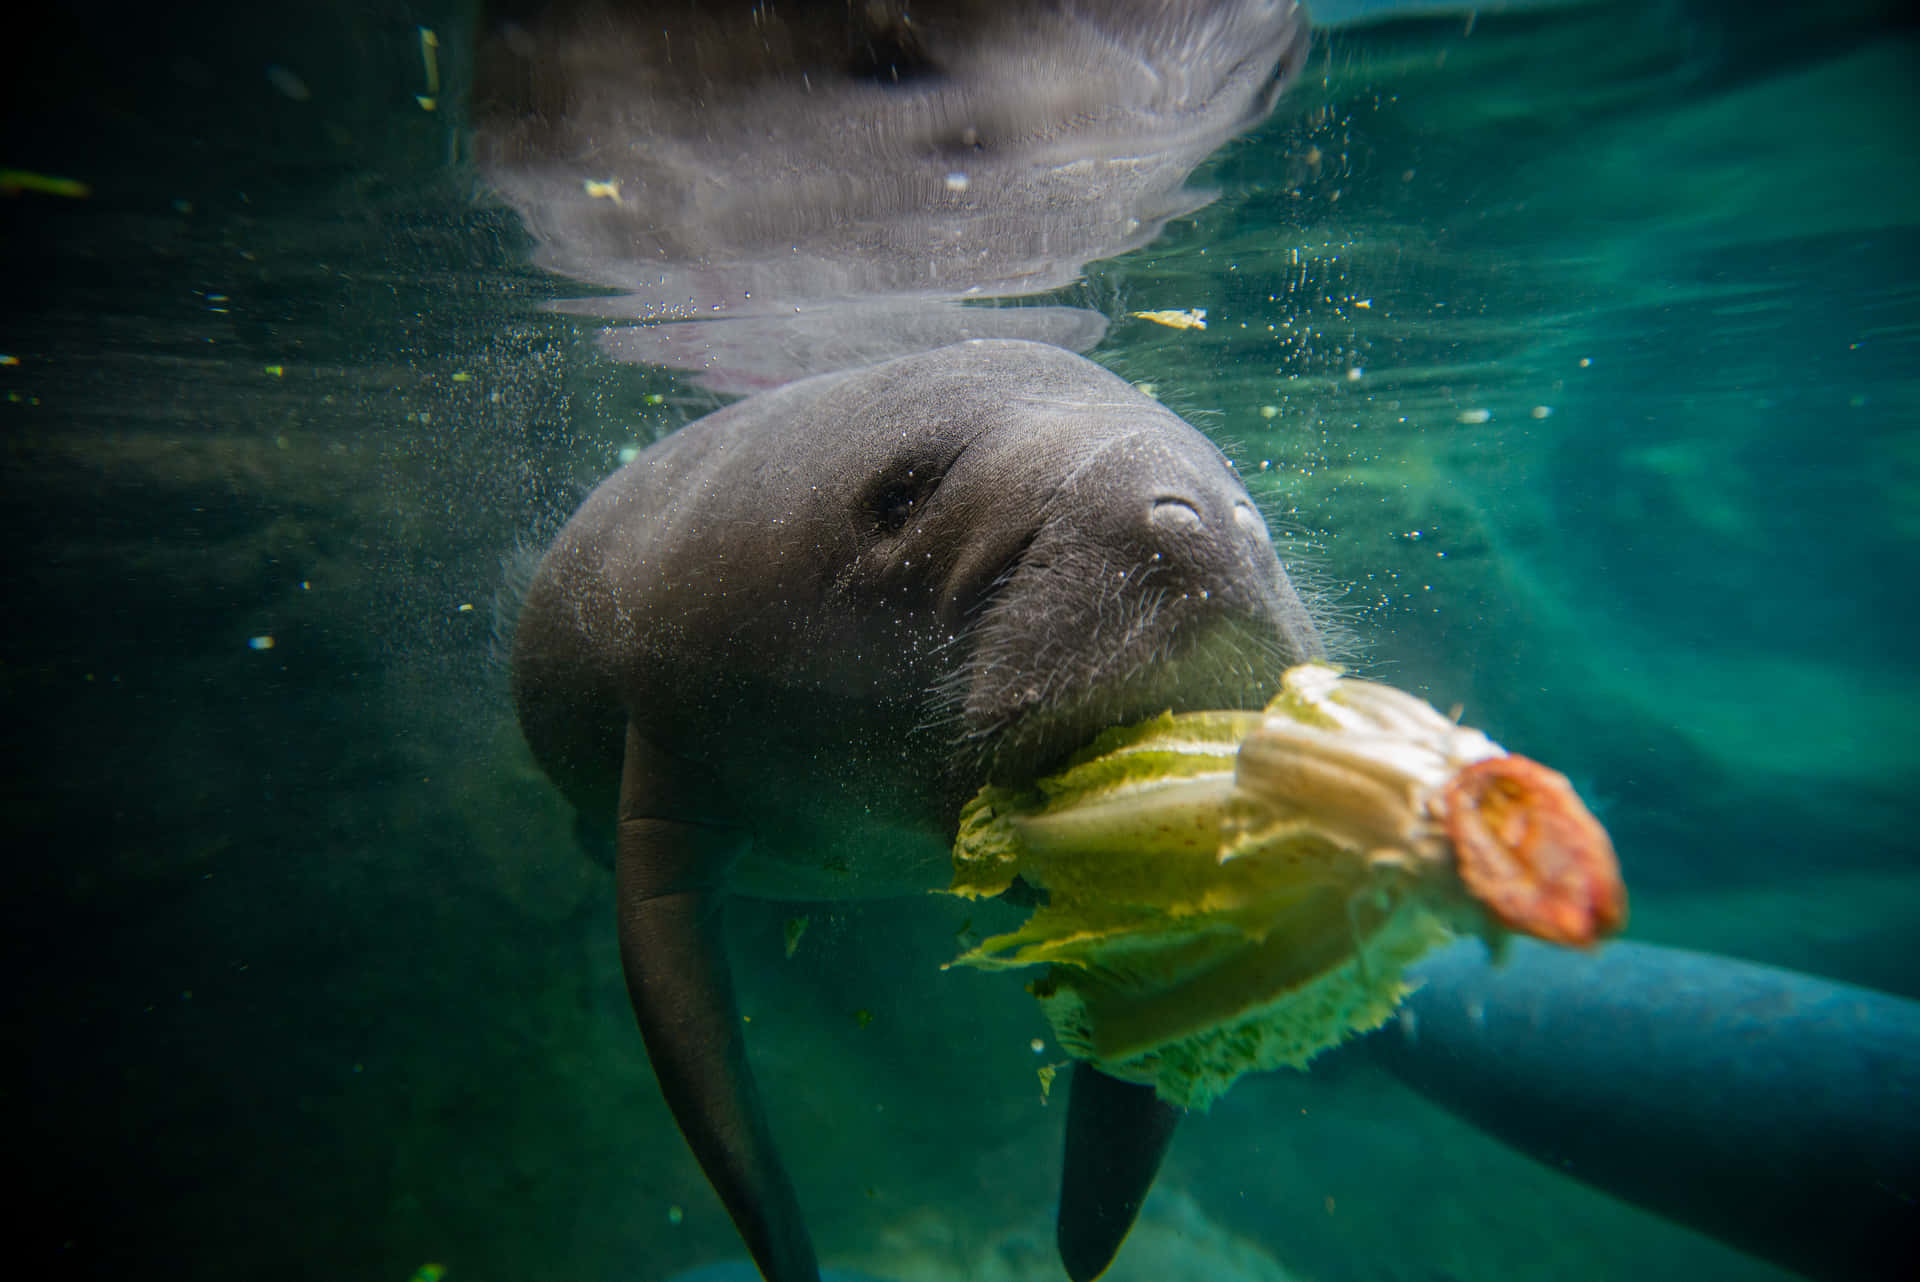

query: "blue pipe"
xmin=1367 ymin=939 xmax=1920 ymax=1280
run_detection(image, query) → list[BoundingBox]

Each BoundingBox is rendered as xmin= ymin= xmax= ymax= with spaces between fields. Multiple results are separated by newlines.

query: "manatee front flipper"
xmin=613 ymin=731 xmax=819 ymax=1282
xmin=1057 ymin=1061 xmax=1182 ymax=1281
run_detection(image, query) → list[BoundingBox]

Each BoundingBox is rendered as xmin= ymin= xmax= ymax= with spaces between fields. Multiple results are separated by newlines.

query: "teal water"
xmin=3 ymin=3 xmax=1914 ymax=1281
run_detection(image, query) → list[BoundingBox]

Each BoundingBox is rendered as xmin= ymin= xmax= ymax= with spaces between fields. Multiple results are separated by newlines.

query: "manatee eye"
xmin=865 ymin=464 xmax=934 ymax=535
xmin=874 ymin=485 xmax=920 ymax=533
xmin=860 ymin=451 xmax=953 ymax=537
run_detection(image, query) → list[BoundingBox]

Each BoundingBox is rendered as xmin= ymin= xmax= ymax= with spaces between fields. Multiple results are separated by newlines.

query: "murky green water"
xmin=4 ymin=3 xmax=1913 ymax=1281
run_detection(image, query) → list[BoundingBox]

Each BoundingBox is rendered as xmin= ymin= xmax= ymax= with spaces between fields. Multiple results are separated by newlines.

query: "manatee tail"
xmin=1057 ymin=1061 xmax=1182 ymax=1281
xmin=1367 ymin=939 xmax=1920 ymax=1282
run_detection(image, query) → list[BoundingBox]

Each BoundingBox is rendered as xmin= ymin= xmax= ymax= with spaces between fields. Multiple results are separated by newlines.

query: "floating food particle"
xmin=1578 ymin=357 xmax=1592 ymax=368
xmin=248 ymin=635 xmax=275 ymax=651
xmin=784 ymin=916 xmax=809 ymax=958
xmin=1259 ymin=405 xmax=1278 ymax=419
xmin=408 ymin=1265 xmax=446 ymax=1282
xmin=0 ymin=355 xmax=17 ymax=366
xmin=584 ymin=178 xmax=624 ymax=205
xmin=0 ymin=169 xmax=92 ymax=199
xmin=667 ymin=1205 xmax=684 ymax=1226
xmin=1030 ymin=1038 xmax=1045 ymax=1054
xmin=944 ymin=171 xmax=970 ymax=192
xmin=1531 ymin=405 xmax=1553 ymax=419
xmin=419 ymin=28 xmax=441 ymax=94
xmin=1130 ymin=308 xmax=1208 ymax=331
xmin=415 ymin=28 xmax=440 ymax=110
xmin=451 ymin=371 xmax=472 ymax=382
xmin=263 ymin=365 xmax=284 ymax=377
xmin=1037 ymin=1063 xmax=1059 ymax=1102
xmin=457 ymin=603 xmax=474 ymax=613
xmin=1456 ymin=408 xmax=1491 ymax=424
xmin=1133 ymin=382 xmax=1157 ymax=399
xmin=1347 ymin=367 xmax=1364 ymax=381
xmin=854 ymin=1008 xmax=874 ymax=1028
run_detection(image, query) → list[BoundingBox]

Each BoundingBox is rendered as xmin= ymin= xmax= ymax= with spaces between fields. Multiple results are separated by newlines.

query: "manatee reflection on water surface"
xmin=472 ymin=0 xmax=1311 ymax=390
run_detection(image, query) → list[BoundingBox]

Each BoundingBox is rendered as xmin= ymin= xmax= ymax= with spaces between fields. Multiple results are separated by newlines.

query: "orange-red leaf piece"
xmin=1440 ymin=754 xmax=1627 ymax=947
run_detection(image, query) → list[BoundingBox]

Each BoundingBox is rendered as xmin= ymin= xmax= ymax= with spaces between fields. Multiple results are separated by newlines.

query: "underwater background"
xmin=3 ymin=2 xmax=1914 ymax=1280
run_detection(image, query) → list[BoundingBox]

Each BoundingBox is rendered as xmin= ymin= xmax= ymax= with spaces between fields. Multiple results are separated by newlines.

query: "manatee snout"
xmin=1094 ymin=430 xmax=1299 ymax=626
xmin=958 ymin=423 xmax=1320 ymax=781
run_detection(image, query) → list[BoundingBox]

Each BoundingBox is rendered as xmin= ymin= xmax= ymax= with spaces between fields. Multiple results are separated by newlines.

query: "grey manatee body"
xmin=512 ymin=339 xmax=1322 ymax=1282
xmin=1368 ymin=939 xmax=1920 ymax=1282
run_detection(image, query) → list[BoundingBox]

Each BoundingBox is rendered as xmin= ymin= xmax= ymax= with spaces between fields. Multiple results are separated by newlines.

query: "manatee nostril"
xmin=1233 ymin=501 xmax=1271 ymax=541
xmin=1150 ymin=498 xmax=1204 ymax=531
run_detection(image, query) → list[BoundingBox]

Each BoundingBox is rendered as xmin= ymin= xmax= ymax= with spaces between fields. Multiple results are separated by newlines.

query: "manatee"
xmin=511 ymin=339 xmax=1322 ymax=1281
